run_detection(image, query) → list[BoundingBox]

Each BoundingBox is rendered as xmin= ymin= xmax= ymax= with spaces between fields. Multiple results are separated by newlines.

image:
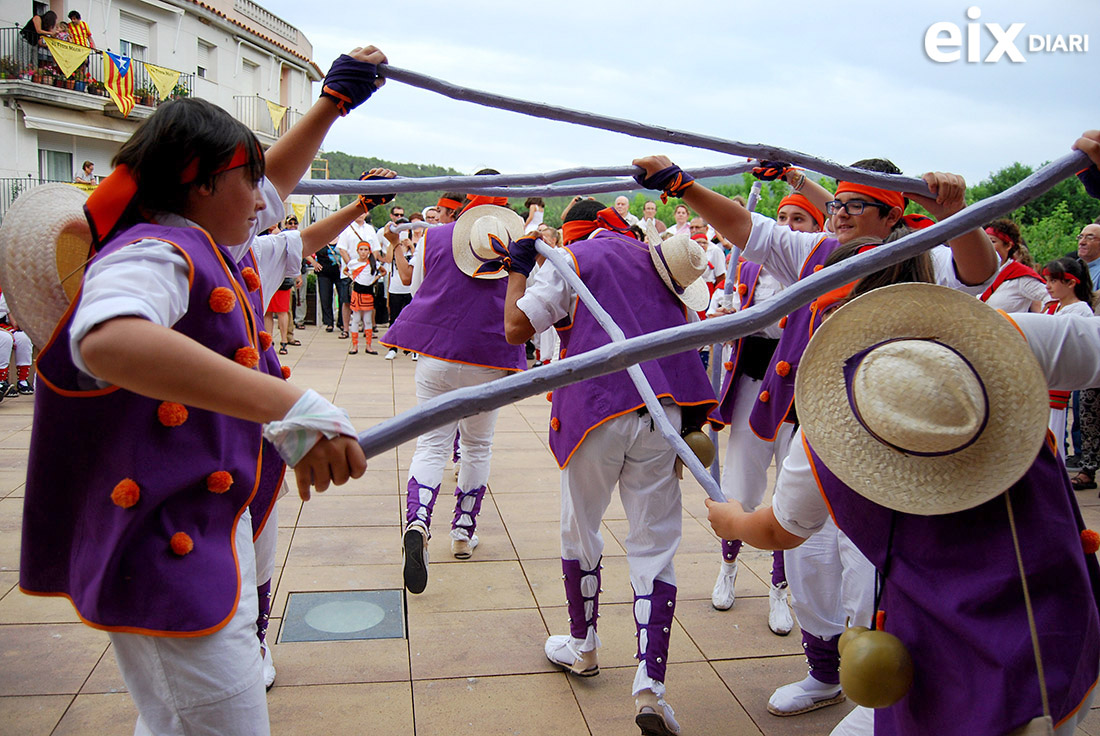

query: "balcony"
xmin=233 ymin=94 xmax=303 ymax=146
xmin=0 ymin=27 xmax=194 ymax=117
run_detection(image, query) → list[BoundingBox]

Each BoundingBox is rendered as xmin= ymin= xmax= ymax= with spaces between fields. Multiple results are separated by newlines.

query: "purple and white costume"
xmin=382 ymin=220 xmax=525 ymax=544
xmin=517 ymin=229 xmax=718 ymax=697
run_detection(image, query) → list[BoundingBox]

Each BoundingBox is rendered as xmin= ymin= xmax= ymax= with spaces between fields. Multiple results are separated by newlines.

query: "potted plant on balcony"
xmin=170 ymin=82 xmax=189 ymax=100
xmin=88 ymin=79 xmax=106 ymax=96
xmin=72 ymin=70 xmax=87 ymax=92
xmin=0 ymin=57 xmax=18 ymax=80
xmin=135 ymin=84 xmax=156 ymax=107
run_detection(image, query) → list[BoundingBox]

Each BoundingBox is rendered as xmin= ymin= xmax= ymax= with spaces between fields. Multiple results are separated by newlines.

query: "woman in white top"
xmin=980 ymin=218 xmax=1047 ymax=313
xmin=1042 ymin=256 xmax=1094 ymax=456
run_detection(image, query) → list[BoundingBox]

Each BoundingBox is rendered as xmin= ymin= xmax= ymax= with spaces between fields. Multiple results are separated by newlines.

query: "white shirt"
xmin=983 ymin=261 xmax=1048 ymax=313
xmin=70 ymin=178 xmax=293 ymax=379
xmin=387 ymin=232 xmax=418 ymax=295
xmin=743 ymin=212 xmax=993 ymax=295
xmin=1050 ymin=300 xmax=1095 ymax=318
xmin=348 ymin=257 xmax=384 ymax=287
xmin=771 ymin=311 xmax=1100 ymax=539
xmin=703 ymin=243 xmax=727 ymax=284
xmin=337 ymin=220 xmax=376 ymax=279
xmin=705 ymin=266 xmax=785 ymax=340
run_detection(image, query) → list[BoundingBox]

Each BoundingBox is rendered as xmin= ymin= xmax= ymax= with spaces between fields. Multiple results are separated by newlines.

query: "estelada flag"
xmin=105 ymin=51 xmax=135 ymax=117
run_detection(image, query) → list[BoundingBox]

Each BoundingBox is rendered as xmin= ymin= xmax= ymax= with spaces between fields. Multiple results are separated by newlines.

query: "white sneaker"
xmin=544 ymin=634 xmax=599 ymax=676
xmin=451 ymin=534 xmax=479 ymax=559
xmin=635 ymin=689 xmax=681 ymax=735
xmin=262 ymin=645 xmax=276 ymax=690
xmin=768 ymin=582 xmax=794 ymax=635
xmin=411 ymin=353 xmax=418 ymax=362
xmin=767 ymin=674 xmax=845 ymax=716
xmin=711 ymin=561 xmax=737 ymax=610
xmin=385 ymin=348 xmax=397 ymax=360
xmin=402 ymin=522 xmax=429 ymax=594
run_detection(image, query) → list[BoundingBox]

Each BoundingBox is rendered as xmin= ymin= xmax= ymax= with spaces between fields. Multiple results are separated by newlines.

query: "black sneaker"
xmin=0 ymin=381 xmax=7 ymax=403
xmin=4 ymin=381 xmax=17 ymax=398
xmin=402 ymin=523 xmax=429 ymax=594
xmin=16 ymin=380 xmax=33 ymax=395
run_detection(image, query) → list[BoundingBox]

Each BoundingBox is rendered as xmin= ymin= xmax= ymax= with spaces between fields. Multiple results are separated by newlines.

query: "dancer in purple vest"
xmin=382 ymin=181 xmax=527 ymax=594
xmin=503 ymin=200 xmax=720 ymax=736
xmin=708 ymin=190 xmax=826 ymax=640
xmin=634 ymin=154 xmax=999 ymax=718
xmin=12 ymin=49 xmax=384 ymax=734
xmin=704 ymin=280 xmax=1100 ymax=736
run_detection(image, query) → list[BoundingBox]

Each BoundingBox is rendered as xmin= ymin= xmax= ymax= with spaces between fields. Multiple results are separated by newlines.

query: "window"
xmin=119 ymin=12 xmax=152 ymax=61
xmin=242 ymin=59 xmax=260 ymax=94
xmin=197 ymin=40 xmax=215 ymax=80
xmin=39 ymin=150 xmax=73 ymax=182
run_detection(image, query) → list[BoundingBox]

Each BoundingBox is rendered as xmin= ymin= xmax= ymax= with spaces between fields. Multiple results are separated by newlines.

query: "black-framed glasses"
xmin=825 ymin=199 xmax=889 ymax=216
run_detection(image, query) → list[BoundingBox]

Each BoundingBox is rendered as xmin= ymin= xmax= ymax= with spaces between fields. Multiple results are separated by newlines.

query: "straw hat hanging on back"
xmin=647 ymin=232 xmax=710 ymax=311
xmin=795 ymin=282 xmax=1049 ymax=515
xmin=451 ymin=204 xmax=525 ymax=279
xmin=0 ymin=184 xmax=94 ymax=347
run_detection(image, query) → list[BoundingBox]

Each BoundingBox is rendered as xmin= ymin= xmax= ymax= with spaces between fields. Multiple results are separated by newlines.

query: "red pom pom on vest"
xmin=759 ymin=390 xmax=770 ymax=403
xmin=813 ymin=264 xmax=823 ymax=272
xmin=241 ymin=267 xmax=261 ymax=292
xmin=157 ymin=401 xmax=188 ymax=427
xmin=779 ymin=316 xmax=788 ymax=329
xmin=235 ymin=346 xmax=260 ymax=368
xmin=111 ymin=478 xmax=140 ymax=508
xmin=170 ymin=532 xmax=194 ymax=556
xmin=258 ymin=331 xmax=273 ymax=351
xmin=550 ymin=417 xmax=561 ymax=431
xmin=1083 ymin=529 xmax=1100 ymax=556
xmin=281 ymin=365 xmax=292 ymax=379
xmin=723 ymin=361 xmax=734 ymax=372
xmin=546 ymin=392 xmax=553 ymax=402
xmin=775 ymin=361 xmax=791 ymax=378
xmin=737 ymin=283 xmax=748 ymax=296
xmin=206 ymin=471 xmax=233 ymax=494
xmin=209 ymin=287 xmax=237 ymax=314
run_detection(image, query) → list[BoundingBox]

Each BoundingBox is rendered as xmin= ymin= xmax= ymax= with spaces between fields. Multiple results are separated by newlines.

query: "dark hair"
xmin=562 ymin=199 xmax=605 ymax=224
xmin=474 ymin=168 xmax=500 ymax=176
xmin=68 ymin=10 xmax=81 ymax=20
xmin=985 ymin=217 xmax=1020 ymax=257
xmin=40 ymin=11 xmax=57 ymax=30
xmin=113 ymin=98 xmax=264 ymax=219
xmin=82 ymin=160 xmax=93 ymax=171
xmin=409 ymin=212 xmax=424 ymax=222
xmin=824 ymin=228 xmax=934 ymax=306
xmin=1044 ymin=256 xmax=1093 ymax=304
xmin=441 ymin=191 xmax=464 ymax=204
xmin=847 ymin=157 xmax=908 ymax=227
xmin=524 ymin=197 xmax=544 ymax=208
xmin=284 ymin=215 xmax=298 ymax=225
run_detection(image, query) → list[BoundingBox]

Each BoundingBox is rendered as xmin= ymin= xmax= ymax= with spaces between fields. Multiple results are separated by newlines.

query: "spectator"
xmin=260 ymin=223 xmax=294 ymax=355
xmin=1079 ymin=222 xmax=1100 ymax=289
xmin=979 ymin=218 xmax=1046 ymax=313
xmin=306 ymin=240 xmax=341 ymax=332
xmin=423 ymin=206 xmax=440 ymax=224
xmin=1042 ymin=256 xmax=1095 ymax=466
xmin=283 ymin=216 xmax=308 ymax=329
xmin=614 ymin=195 xmax=639 ymax=226
xmin=66 ymin=10 xmax=96 ymax=49
xmin=664 ymin=203 xmax=691 ymax=238
xmin=691 ymin=217 xmax=726 ymax=291
xmin=336 ymin=210 xmax=375 ymax=338
xmin=524 ymin=197 xmax=545 ymax=233
xmin=638 ymin=199 xmax=666 ymax=236
xmin=74 ymin=161 xmax=96 ymax=185
xmin=20 ymin=10 xmax=57 ymax=67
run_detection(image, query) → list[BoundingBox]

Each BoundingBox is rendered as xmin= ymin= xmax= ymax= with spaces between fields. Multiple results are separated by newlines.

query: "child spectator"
xmin=347 ymin=242 xmax=384 ymax=354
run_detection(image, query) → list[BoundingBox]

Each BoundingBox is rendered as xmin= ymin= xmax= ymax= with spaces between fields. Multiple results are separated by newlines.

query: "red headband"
xmin=834 ymin=182 xmax=906 ymax=213
xmin=777 ymin=193 xmax=826 ymax=230
xmin=1043 ymin=269 xmax=1080 ymax=285
xmin=984 ymin=226 xmax=1015 ymax=246
xmin=437 ymin=197 xmax=462 ymax=211
xmin=180 ymin=143 xmax=252 ymax=185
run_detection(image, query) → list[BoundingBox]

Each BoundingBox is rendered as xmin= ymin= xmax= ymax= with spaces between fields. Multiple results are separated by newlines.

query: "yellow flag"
xmin=265 ymin=99 xmax=288 ymax=133
xmin=292 ymin=203 xmax=307 ymax=224
xmin=44 ymin=38 xmax=92 ymax=78
xmin=144 ymin=63 xmax=181 ymax=101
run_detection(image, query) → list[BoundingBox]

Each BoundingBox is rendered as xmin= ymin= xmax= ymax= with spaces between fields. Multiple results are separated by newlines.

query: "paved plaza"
xmin=2 ymin=325 xmax=1100 ymax=734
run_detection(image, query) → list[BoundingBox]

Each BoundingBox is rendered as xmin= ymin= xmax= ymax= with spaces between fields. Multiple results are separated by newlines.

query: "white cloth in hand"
xmin=262 ymin=389 xmax=356 ymax=466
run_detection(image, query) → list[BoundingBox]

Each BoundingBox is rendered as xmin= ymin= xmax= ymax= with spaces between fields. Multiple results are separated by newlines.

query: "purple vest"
xmin=20 ymin=223 xmax=286 ymax=635
xmin=806 ymin=435 xmax=1100 ymax=735
xmin=747 ymin=236 xmax=836 ymax=440
xmin=380 ymin=221 xmax=525 ymax=371
xmin=549 ymin=231 xmax=719 ymax=467
xmin=717 ymin=259 xmax=762 ymax=423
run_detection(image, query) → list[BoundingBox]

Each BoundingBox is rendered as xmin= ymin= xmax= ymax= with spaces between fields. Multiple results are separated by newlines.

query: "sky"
xmin=258 ymin=0 xmax=1099 ymax=186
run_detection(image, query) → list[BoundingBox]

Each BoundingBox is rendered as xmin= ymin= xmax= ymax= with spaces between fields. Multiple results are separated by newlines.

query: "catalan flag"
xmin=105 ymin=51 xmax=135 ymax=117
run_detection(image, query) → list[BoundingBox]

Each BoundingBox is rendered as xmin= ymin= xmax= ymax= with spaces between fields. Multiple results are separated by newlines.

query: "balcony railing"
xmin=0 ymin=176 xmax=93 ymax=224
xmin=234 ymin=94 xmax=302 ymax=138
xmin=0 ymin=27 xmax=194 ymax=109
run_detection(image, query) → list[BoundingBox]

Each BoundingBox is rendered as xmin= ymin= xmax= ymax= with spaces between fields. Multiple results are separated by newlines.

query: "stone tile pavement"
xmin=2 ymin=324 xmax=1100 ymax=734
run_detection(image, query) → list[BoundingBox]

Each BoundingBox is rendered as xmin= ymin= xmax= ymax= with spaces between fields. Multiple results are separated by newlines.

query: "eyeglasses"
xmin=1080 ymin=234 xmax=1099 ymax=242
xmin=826 ymin=199 xmax=889 ymax=216
xmin=391 ymin=211 xmax=404 ymax=218
xmin=689 ymin=225 xmax=707 ymax=231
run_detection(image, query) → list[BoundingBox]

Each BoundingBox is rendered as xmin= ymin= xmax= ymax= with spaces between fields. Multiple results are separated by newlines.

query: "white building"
xmin=0 ymin=0 xmax=330 ymax=218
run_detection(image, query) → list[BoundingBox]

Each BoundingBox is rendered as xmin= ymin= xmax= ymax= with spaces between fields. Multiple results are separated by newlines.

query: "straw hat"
xmin=451 ymin=204 xmax=525 ymax=279
xmin=0 ymin=184 xmax=93 ymax=347
xmin=648 ymin=233 xmax=710 ymax=311
xmin=795 ymin=283 xmax=1048 ymax=516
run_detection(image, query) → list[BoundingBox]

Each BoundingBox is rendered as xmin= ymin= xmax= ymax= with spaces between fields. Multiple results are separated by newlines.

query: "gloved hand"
xmin=320 ymin=54 xmax=383 ymax=116
xmin=507 ymin=235 xmax=539 ymax=278
xmin=633 ymin=165 xmax=695 ymax=203
xmin=357 ymin=168 xmax=397 ymax=211
xmin=752 ymin=161 xmax=793 ymax=181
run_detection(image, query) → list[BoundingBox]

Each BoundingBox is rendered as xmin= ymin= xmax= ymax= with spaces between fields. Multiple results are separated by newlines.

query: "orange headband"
xmin=180 ymin=143 xmax=253 ymax=185
xmin=834 ymin=182 xmax=905 ymax=213
xmin=84 ymin=164 xmax=139 ymax=247
xmin=437 ymin=197 xmax=462 ymax=210
xmin=562 ymin=219 xmax=598 ymax=245
xmin=462 ymin=195 xmax=508 ymax=211
xmin=777 ymin=193 xmax=826 ymax=230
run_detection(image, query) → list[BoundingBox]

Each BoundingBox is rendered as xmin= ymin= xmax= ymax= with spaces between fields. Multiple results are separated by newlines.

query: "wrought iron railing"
xmin=0 ymin=176 xmax=92 ymax=224
xmin=233 ymin=94 xmax=302 ymax=137
xmin=0 ymin=27 xmax=194 ymax=107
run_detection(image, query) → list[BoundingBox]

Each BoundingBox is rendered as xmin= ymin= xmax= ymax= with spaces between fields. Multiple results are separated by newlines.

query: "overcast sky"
xmin=259 ymin=0 xmax=1098 ymax=185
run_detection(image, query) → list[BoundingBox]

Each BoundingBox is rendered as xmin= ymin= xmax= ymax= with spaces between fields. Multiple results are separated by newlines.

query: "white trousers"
xmin=407 ymin=355 xmax=507 ymax=496
xmin=720 ymin=376 xmax=795 ymax=509
xmin=1050 ymin=407 xmax=1066 ymax=455
xmin=109 ymin=511 xmax=269 ymax=736
xmin=0 ymin=329 xmax=32 ymax=369
xmin=784 ymin=517 xmax=875 ymax=637
xmin=348 ymin=309 xmax=373 ymax=335
xmin=561 ymin=405 xmax=682 ymax=696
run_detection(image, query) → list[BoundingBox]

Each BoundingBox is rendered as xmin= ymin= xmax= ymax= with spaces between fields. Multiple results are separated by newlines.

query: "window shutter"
xmin=119 ymin=12 xmax=151 ymax=48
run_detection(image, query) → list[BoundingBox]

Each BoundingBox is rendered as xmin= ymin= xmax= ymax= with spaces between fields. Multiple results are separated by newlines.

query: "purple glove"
xmin=752 ymin=161 xmax=793 ymax=181
xmin=633 ymin=165 xmax=695 ymax=203
xmin=1079 ymin=165 xmax=1100 ymax=200
xmin=320 ymin=55 xmax=381 ymax=116
xmin=507 ymin=236 xmax=538 ymax=278
xmin=357 ymin=171 xmax=396 ymax=211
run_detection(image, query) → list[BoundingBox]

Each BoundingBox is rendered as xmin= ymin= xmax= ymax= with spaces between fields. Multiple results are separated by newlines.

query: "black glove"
xmin=506 ymin=236 xmax=539 ymax=278
xmin=752 ymin=161 xmax=793 ymax=181
xmin=357 ymin=171 xmax=396 ymax=211
xmin=320 ymin=55 xmax=381 ymax=116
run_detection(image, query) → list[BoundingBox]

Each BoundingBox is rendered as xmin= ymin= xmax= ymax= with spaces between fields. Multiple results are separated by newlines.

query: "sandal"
xmin=278 ymin=343 xmax=288 ymax=355
xmin=338 ymin=330 xmax=349 ymax=339
xmin=348 ymin=347 xmax=358 ymax=355
xmin=1071 ymin=472 xmax=1096 ymax=491
xmin=325 ymin=326 xmax=334 ymax=333
xmin=288 ymin=339 xmax=302 ymax=346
